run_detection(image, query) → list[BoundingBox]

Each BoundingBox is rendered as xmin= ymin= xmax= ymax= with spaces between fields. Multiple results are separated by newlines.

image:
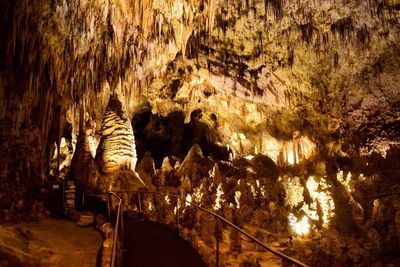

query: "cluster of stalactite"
xmin=0 ymin=0 xmax=399 ymax=233
xmin=0 ymin=0 xmax=215 ymax=135
xmin=0 ymin=0 xmax=398 ymax=146
xmin=205 ymin=0 xmax=399 ymax=73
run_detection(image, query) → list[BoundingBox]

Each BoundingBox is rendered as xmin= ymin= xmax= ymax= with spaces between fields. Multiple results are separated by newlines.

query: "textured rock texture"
xmin=70 ymin=106 xmax=99 ymax=191
xmin=1 ymin=0 xmax=399 ymax=169
xmin=0 ymin=0 xmax=399 ymax=266
xmin=96 ymin=94 xmax=137 ymax=173
xmin=0 ymin=219 xmax=102 ymax=267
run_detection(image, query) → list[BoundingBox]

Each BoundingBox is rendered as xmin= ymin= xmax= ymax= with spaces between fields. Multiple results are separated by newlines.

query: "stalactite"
xmin=333 ymin=52 xmax=339 ymax=69
xmin=298 ymin=13 xmax=315 ymax=44
xmin=264 ymin=0 xmax=283 ymax=21
xmin=288 ymin=47 xmax=294 ymax=67
xmin=330 ymin=17 xmax=354 ymax=43
xmin=356 ymin=24 xmax=371 ymax=50
xmin=208 ymin=0 xmax=217 ymax=33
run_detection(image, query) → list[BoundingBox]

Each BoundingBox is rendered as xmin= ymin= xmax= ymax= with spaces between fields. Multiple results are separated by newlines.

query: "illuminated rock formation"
xmin=0 ymin=0 xmax=399 ymax=266
xmin=96 ymin=94 xmax=137 ymax=173
xmin=177 ymin=144 xmax=214 ymax=188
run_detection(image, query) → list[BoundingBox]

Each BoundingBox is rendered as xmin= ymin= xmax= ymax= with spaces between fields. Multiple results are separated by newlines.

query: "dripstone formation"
xmin=0 ymin=0 xmax=399 ymax=266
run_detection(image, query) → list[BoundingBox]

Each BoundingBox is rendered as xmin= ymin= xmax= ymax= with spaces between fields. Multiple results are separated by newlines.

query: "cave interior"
xmin=0 ymin=0 xmax=400 ymax=266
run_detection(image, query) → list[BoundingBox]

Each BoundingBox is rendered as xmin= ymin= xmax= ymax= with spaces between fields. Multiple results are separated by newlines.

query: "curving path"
xmin=123 ymin=219 xmax=207 ymax=267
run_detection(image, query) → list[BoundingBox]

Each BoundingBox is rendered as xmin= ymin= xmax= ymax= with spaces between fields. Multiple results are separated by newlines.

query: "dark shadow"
xmin=78 ymin=194 xmax=109 ymax=217
xmin=123 ymin=219 xmax=207 ymax=267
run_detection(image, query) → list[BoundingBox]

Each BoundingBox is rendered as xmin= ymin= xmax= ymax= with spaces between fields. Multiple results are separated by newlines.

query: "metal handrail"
xmin=109 ymin=192 xmax=123 ymax=267
xmin=113 ymin=189 xmax=309 ymax=267
xmin=82 ymin=191 xmax=123 ymax=267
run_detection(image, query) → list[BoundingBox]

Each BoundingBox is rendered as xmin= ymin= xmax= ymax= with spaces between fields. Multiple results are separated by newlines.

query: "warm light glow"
xmin=234 ymin=191 xmax=241 ymax=209
xmin=300 ymin=203 xmax=318 ymax=221
xmin=209 ymin=164 xmax=217 ymax=178
xmin=227 ymin=144 xmax=235 ymax=160
xmin=282 ymin=176 xmax=304 ymax=209
xmin=213 ymin=183 xmax=225 ymax=210
xmin=337 ymin=170 xmax=352 ymax=193
xmin=373 ymin=199 xmax=380 ymax=217
xmin=165 ymin=195 xmax=171 ymax=204
xmin=287 ymin=176 xmax=335 ymax=235
xmin=192 ymin=185 xmax=204 ymax=204
xmin=88 ymin=135 xmax=98 ymax=158
xmin=260 ymin=185 xmax=266 ymax=197
xmin=60 ymin=137 xmax=67 ymax=148
xmin=287 ymin=144 xmax=297 ymax=165
xmin=262 ymin=134 xmax=316 ymax=165
xmin=185 ymin=194 xmax=192 ymax=206
xmin=288 ymin=214 xmax=310 ymax=235
xmin=262 ymin=134 xmax=281 ymax=163
xmin=298 ymin=136 xmax=316 ymax=161
xmin=305 ymin=176 xmax=335 ymax=225
xmin=52 ymin=142 xmax=58 ymax=159
xmin=306 ymin=176 xmax=318 ymax=192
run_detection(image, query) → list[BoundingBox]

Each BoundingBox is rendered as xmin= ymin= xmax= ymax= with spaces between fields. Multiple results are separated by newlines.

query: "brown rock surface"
xmin=0 ymin=0 xmax=399 ymax=266
xmin=0 ymin=219 xmax=102 ymax=267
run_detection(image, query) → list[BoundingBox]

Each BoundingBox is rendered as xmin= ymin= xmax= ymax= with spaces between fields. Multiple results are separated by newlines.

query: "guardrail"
xmin=82 ymin=191 xmax=123 ymax=267
xmin=109 ymin=192 xmax=123 ymax=267
xmin=110 ymin=189 xmax=309 ymax=267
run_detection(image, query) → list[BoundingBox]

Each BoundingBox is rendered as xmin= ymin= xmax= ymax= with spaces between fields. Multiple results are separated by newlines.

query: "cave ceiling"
xmin=0 ymin=0 xmax=399 ymax=161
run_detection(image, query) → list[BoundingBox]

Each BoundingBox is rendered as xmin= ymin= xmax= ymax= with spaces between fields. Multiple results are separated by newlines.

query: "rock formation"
xmin=96 ymin=94 xmax=137 ymax=173
xmin=70 ymin=105 xmax=99 ymax=191
xmin=0 ymin=0 xmax=399 ymax=266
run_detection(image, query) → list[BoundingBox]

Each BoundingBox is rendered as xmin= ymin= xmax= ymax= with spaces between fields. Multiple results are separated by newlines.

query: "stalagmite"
xmin=95 ymin=94 xmax=138 ymax=173
xmin=0 ymin=1 xmax=399 ymax=266
xmin=70 ymin=104 xmax=99 ymax=191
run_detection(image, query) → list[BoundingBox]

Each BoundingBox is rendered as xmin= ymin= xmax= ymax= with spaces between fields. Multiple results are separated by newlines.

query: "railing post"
xmin=111 ymin=198 xmax=120 ymax=267
xmin=120 ymin=205 xmax=124 ymax=244
xmin=216 ymin=218 xmax=220 ymax=267
xmin=110 ymin=193 xmax=123 ymax=267
xmin=82 ymin=192 xmax=85 ymax=210
xmin=137 ymin=192 xmax=142 ymax=213
xmin=175 ymin=204 xmax=179 ymax=232
xmin=107 ymin=193 xmax=111 ymax=221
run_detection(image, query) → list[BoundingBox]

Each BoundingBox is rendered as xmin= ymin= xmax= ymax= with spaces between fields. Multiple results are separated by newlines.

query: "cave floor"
xmin=0 ymin=218 xmax=102 ymax=267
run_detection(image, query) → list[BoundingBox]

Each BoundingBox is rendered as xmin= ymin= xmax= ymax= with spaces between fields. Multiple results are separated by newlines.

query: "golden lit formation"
xmin=1 ymin=0 xmax=399 ymax=266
